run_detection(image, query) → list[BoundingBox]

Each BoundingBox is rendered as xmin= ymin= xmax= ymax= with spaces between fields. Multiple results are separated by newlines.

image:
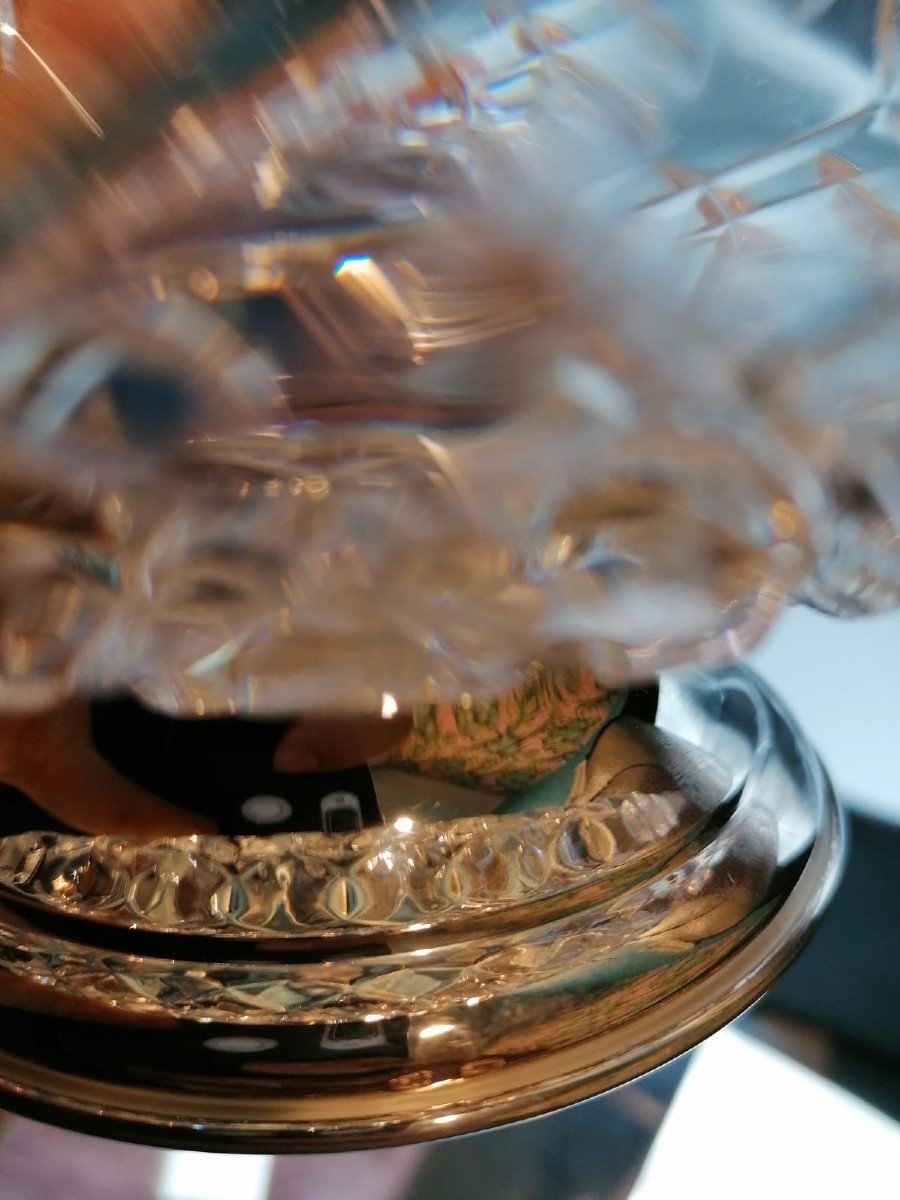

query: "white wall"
xmin=750 ymin=606 xmax=900 ymax=825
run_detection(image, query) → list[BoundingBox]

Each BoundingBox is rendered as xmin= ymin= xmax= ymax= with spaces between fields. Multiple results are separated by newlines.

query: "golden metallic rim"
xmin=0 ymin=770 xmax=841 ymax=1152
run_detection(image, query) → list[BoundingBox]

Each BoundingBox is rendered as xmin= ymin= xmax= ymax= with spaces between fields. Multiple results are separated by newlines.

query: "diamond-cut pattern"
xmin=0 ymin=776 xmax=713 ymax=936
xmin=0 ymin=2 xmax=893 ymax=710
xmin=0 ymin=799 xmax=775 ymax=1024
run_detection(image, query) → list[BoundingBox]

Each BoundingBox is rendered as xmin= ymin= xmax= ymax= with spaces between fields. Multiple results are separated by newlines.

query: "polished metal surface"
xmin=0 ymin=667 xmax=842 ymax=1150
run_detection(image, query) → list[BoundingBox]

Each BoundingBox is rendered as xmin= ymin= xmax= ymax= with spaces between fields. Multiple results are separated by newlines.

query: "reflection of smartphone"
xmin=86 ymin=698 xmax=385 ymax=834
xmin=321 ymin=791 xmax=364 ymax=835
xmin=320 ymin=1021 xmax=388 ymax=1053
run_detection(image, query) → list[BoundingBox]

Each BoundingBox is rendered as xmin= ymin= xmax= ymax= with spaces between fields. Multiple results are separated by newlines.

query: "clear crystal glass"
xmin=0 ymin=0 xmax=895 ymax=715
xmin=0 ymin=0 xmax=865 ymax=1158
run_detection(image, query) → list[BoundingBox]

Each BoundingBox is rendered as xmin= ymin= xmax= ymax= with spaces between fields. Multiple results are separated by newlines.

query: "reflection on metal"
xmin=0 ymin=668 xmax=842 ymax=1151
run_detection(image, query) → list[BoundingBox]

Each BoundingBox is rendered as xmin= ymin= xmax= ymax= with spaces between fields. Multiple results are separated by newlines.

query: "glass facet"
xmin=0 ymin=1 xmax=894 ymax=714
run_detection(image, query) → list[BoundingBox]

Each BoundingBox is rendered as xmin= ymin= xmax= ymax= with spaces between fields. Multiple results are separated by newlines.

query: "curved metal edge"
xmin=0 ymin=779 xmax=844 ymax=1151
xmin=0 ymin=669 xmax=845 ymax=1150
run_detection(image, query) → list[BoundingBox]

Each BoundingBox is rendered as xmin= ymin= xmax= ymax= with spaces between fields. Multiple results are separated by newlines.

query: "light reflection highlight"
xmin=0 ymin=22 xmax=103 ymax=137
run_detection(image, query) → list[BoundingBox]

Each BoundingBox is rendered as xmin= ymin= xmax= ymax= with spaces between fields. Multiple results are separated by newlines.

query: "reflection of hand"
xmin=274 ymin=711 xmax=413 ymax=774
xmin=0 ymin=700 xmax=415 ymax=836
xmin=0 ymin=701 xmax=215 ymax=837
